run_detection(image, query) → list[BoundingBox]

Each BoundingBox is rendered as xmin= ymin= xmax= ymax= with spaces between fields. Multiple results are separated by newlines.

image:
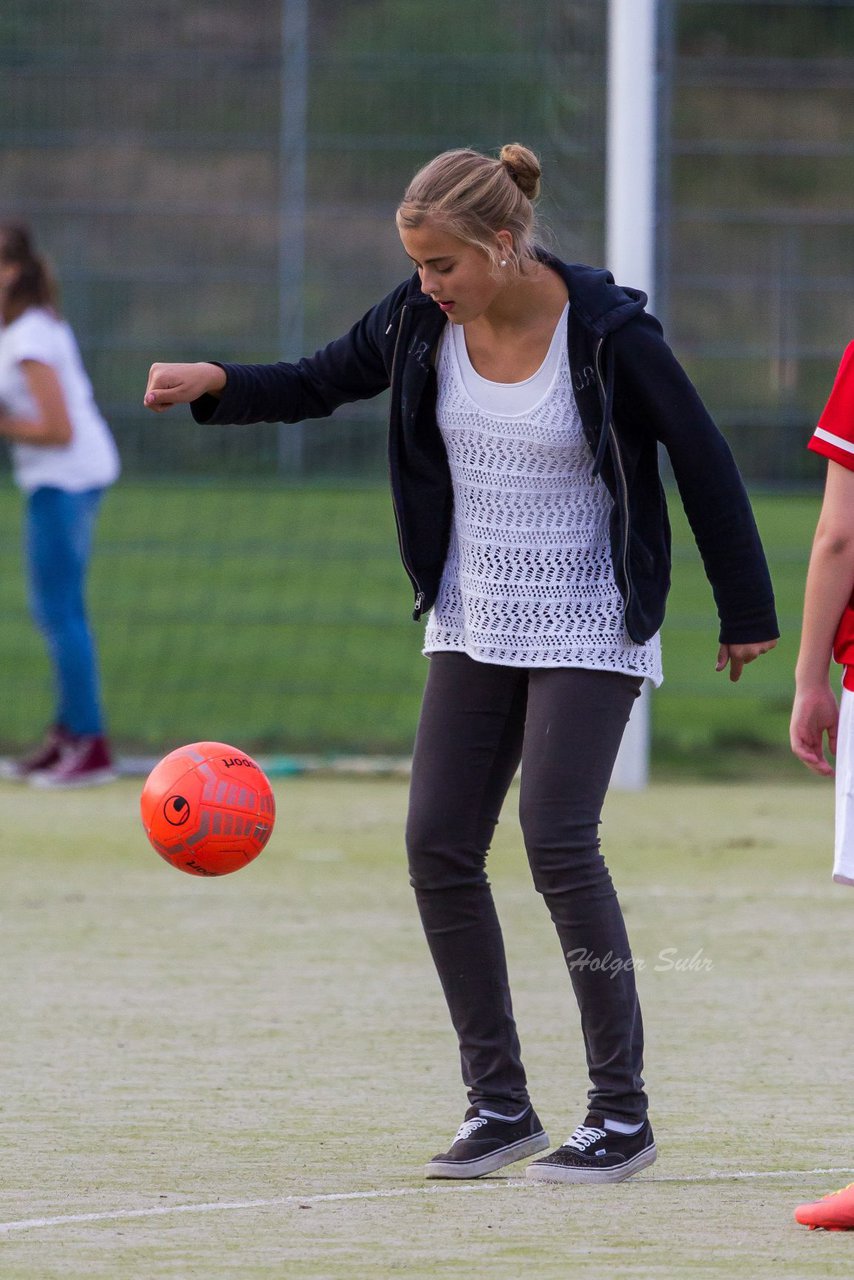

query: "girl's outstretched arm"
xmin=144 ymin=362 xmax=227 ymax=412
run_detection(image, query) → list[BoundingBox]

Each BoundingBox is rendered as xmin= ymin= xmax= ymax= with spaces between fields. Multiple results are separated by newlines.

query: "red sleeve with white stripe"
xmin=809 ymin=343 xmax=854 ymax=470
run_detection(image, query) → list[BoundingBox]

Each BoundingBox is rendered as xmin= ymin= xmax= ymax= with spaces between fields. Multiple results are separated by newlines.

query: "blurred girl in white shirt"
xmin=0 ymin=222 xmax=119 ymax=787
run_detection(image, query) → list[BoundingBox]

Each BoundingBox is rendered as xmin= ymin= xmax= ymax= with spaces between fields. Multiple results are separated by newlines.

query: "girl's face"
xmin=398 ymin=221 xmax=509 ymax=324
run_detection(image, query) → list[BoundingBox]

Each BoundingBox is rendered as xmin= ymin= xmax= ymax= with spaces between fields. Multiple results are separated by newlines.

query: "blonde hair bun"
xmin=397 ymin=145 xmax=542 ymax=273
xmin=499 ymin=144 xmax=541 ymax=201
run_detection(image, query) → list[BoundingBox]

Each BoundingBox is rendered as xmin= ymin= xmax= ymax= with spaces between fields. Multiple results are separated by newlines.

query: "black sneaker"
xmin=425 ymin=1104 xmax=549 ymax=1179
xmin=526 ymin=1114 xmax=656 ymax=1184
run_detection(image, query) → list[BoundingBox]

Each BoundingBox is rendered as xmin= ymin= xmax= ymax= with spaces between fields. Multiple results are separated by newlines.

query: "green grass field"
xmin=1 ymin=773 xmax=852 ymax=1279
xmin=0 ymin=481 xmax=821 ymax=776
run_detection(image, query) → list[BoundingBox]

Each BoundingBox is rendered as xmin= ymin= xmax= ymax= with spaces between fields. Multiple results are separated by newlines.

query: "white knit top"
xmin=423 ymin=307 xmax=663 ymax=685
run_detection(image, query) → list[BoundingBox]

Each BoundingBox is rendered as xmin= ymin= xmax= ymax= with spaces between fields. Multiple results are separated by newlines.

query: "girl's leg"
xmin=25 ymin=487 xmax=106 ymax=737
xmin=519 ymin=667 xmax=645 ymax=1123
xmin=406 ymin=653 xmax=529 ymax=1109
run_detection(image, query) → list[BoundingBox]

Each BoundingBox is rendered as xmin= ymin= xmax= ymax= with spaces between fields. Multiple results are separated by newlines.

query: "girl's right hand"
xmin=790 ymin=683 xmax=839 ymax=776
xmin=144 ymin=362 xmax=226 ymax=412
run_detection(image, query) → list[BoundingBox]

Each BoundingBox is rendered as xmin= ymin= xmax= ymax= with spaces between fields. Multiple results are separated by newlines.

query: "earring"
xmin=500 ymin=259 xmax=508 ymax=267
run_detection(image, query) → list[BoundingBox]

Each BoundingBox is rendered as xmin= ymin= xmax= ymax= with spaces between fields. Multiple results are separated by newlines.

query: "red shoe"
xmin=0 ymin=725 xmax=74 ymax=780
xmin=29 ymin=734 xmax=117 ymax=789
xmin=794 ymin=1182 xmax=854 ymax=1230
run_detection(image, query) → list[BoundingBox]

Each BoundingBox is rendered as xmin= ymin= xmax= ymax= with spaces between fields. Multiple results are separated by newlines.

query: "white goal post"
xmin=606 ymin=0 xmax=659 ymax=790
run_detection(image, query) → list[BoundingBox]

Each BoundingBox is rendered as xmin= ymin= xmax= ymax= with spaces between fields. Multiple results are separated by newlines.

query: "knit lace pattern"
xmin=423 ymin=317 xmax=663 ymax=684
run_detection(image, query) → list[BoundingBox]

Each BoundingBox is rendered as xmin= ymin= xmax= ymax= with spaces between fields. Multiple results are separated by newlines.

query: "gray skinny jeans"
xmin=405 ymin=652 xmax=646 ymax=1123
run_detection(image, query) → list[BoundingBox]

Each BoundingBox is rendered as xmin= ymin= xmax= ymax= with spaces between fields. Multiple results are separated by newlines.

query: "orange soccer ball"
xmin=140 ymin=741 xmax=276 ymax=876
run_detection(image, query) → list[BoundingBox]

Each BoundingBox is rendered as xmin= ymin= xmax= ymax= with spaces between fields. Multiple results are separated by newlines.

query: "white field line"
xmin=2 ymin=1167 xmax=854 ymax=1236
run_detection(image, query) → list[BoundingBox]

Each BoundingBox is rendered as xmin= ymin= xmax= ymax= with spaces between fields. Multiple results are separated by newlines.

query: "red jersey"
xmin=808 ymin=343 xmax=854 ymax=690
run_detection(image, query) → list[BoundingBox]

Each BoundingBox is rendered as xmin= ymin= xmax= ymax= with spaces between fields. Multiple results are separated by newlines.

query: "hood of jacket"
xmin=538 ymin=252 xmax=649 ymax=339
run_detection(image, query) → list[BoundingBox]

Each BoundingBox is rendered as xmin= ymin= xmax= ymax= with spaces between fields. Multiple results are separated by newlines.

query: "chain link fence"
xmin=0 ymin=1 xmax=850 ymax=757
xmin=660 ymin=0 xmax=854 ymax=485
xmin=4 ymin=1 xmax=852 ymax=482
xmin=0 ymin=0 xmax=607 ymax=478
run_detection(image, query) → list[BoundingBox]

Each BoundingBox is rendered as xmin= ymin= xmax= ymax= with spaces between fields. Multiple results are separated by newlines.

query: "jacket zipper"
xmin=594 ymin=337 xmax=633 ymax=618
xmin=387 ymin=304 xmax=426 ymax=619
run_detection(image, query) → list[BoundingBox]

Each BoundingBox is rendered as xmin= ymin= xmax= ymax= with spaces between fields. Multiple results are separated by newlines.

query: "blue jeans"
xmin=24 ymin=486 xmax=107 ymax=737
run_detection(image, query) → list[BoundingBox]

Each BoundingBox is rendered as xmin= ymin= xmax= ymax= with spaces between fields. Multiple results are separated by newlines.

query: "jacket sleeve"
xmin=190 ymin=282 xmax=409 ymax=426
xmin=612 ymin=313 xmax=779 ymax=644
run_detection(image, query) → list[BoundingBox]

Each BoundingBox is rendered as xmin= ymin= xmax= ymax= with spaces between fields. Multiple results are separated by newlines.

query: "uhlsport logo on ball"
xmin=140 ymin=741 xmax=275 ymax=876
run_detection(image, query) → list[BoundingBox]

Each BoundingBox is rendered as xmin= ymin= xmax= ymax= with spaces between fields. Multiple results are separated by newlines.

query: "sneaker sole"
xmin=29 ymin=768 xmax=118 ymax=791
xmin=425 ymin=1131 xmax=550 ymax=1180
xmin=526 ymin=1142 xmax=657 ymax=1185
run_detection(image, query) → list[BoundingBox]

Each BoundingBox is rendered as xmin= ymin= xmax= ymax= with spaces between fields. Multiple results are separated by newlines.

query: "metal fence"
xmin=3 ymin=1 xmax=851 ymax=482
xmin=0 ymin=1 xmax=849 ymax=757
xmin=0 ymin=0 xmax=607 ymax=478
xmin=659 ymin=0 xmax=854 ymax=484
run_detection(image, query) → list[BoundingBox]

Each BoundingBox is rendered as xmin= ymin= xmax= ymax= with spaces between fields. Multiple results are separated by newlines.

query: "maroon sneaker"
xmin=29 ymin=734 xmax=117 ymax=789
xmin=0 ymin=725 xmax=74 ymax=780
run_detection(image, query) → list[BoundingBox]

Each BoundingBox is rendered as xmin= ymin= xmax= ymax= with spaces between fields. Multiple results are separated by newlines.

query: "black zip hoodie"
xmin=191 ymin=253 xmax=778 ymax=646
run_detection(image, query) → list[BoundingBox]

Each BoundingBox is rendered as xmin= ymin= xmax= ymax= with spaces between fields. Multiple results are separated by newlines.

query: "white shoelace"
xmin=453 ymin=1117 xmax=488 ymax=1143
xmin=563 ymin=1124 xmax=608 ymax=1152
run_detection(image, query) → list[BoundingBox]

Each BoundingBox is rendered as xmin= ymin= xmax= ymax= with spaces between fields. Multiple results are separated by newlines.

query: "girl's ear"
xmin=496 ymin=229 xmax=514 ymax=258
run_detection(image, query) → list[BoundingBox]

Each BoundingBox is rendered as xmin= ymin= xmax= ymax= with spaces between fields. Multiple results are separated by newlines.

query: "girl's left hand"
xmin=715 ymin=639 xmax=778 ymax=683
